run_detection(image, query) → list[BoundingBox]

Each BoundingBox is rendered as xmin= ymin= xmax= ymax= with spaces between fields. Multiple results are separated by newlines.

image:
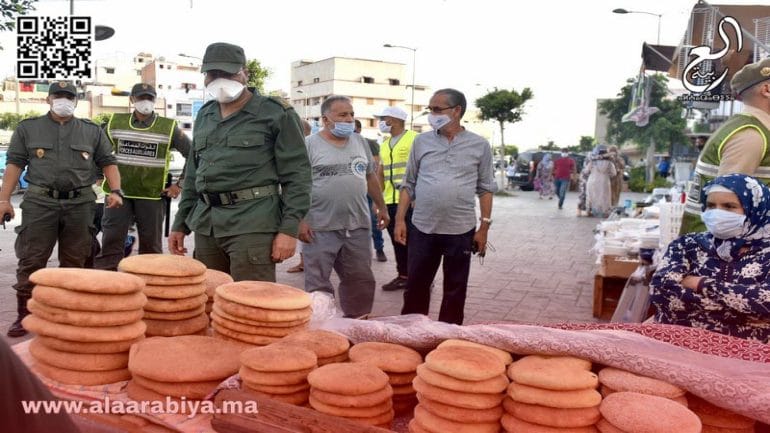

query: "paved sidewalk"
xmin=1 ymin=189 xmax=647 ymax=345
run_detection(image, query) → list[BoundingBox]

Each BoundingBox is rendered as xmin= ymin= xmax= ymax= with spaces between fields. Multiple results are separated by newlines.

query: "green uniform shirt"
xmin=172 ymin=90 xmax=311 ymax=238
xmin=8 ymin=113 xmax=116 ymax=202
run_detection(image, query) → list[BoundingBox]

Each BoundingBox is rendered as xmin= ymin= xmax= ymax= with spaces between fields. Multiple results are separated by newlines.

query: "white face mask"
xmin=51 ymin=98 xmax=76 ymax=117
xmin=378 ymin=120 xmax=392 ymax=134
xmin=134 ymin=100 xmax=154 ymax=115
xmin=206 ymin=78 xmax=245 ymax=104
xmin=701 ymin=208 xmax=747 ymax=239
xmin=428 ymin=113 xmax=451 ymax=130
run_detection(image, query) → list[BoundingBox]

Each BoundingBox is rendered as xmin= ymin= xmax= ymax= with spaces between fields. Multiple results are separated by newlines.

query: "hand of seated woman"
xmin=682 ymin=275 xmax=703 ymax=291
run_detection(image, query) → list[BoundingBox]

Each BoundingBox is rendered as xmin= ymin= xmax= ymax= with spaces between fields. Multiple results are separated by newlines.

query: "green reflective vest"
xmin=680 ymin=113 xmax=770 ymax=234
xmin=381 ymin=130 xmax=417 ymax=205
xmin=105 ymin=113 xmax=175 ymax=200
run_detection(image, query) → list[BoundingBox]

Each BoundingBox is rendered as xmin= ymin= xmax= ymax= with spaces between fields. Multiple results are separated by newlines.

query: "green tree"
xmin=566 ymin=136 xmax=595 ymax=152
xmin=0 ymin=0 xmax=36 ymax=49
xmin=0 ymin=110 xmax=39 ymax=130
xmin=599 ymin=74 xmax=686 ymax=182
xmin=503 ymin=144 xmax=519 ymax=158
xmin=475 ymin=87 xmax=533 ymax=148
xmin=92 ymin=112 xmax=111 ymax=127
xmin=245 ymin=59 xmax=271 ymax=94
xmin=539 ymin=140 xmax=558 ymax=151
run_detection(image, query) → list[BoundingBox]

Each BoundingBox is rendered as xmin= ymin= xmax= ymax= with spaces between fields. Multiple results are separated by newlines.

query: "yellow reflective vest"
xmin=381 ymin=130 xmax=417 ymax=205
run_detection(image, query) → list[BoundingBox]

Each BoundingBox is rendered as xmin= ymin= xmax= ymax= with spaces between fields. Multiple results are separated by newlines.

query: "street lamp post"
xmin=383 ymin=44 xmax=416 ymax=130
xmin=612 ymin=8 xmax=662 ymax=44
xmin=296 ymin=89 xmax=309 ymax=120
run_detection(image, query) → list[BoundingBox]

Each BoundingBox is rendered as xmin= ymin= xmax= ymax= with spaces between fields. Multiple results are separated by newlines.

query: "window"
xmin=313 ymin=77 xmax=320 ymax=83
xmin=389 ymin=100 xmax=397 ymax=107
xmin=105 ymin=67 xmax=115 ymax=74
xmin=176 ymin=103 xmax=192 ymax=116
xmin=297 ymin=80 xmax=303 ymax=86
xmin=388 ymin=79 xmax=400 ymax=86
xmin=167 ymin=104 xmax=172 ymax=109
xmin=159 ymin=64 xmax=164 ymax=69
xmin=362 ymin=76 xmax=374 ymax=84
xmin=368 ymin=119 xmax=376 ymax=127
xmin=182 ymin=122 xmax=192 ymax=129
xmin=366 ymin=98 xmax=374 ymax=105
xmin=158 ymin=84 xmax=163 ymax=89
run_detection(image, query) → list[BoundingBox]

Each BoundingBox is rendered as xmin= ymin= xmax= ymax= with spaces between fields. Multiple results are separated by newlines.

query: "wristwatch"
xmin=480 ymin=217 xmax=493 ymax=226
xmin=111 ymin=189 xmax=125 ymax=198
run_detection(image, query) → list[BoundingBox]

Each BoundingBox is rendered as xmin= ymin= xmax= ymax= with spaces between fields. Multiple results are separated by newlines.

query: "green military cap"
xmin=48 ymin=81 xmax=77 ymax=96
xmin=131 ymin=83 xmax=156 ymax=98
xmin=201 ymin=42 xmax=245 ymax=74
xmin=730 ymin=57 xmax=770 ymax=96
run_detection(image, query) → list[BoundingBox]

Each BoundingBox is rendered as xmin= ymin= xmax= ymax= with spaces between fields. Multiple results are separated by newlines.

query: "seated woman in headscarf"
xmin=650 ymin=174 xmax=770 ymax=343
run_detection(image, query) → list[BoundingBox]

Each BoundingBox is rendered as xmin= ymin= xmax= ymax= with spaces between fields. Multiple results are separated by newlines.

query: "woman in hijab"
xmin=584 ymin=145 xmax=616 ymax=218
xmin=535 ymin=153 xmax=555 ymax=200
xmin=651 ymin=174 xmax=770 ymax=343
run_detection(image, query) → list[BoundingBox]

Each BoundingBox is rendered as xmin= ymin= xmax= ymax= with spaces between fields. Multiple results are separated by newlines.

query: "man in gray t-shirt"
xmin=299 ymin=96 xmax=389 ymax=318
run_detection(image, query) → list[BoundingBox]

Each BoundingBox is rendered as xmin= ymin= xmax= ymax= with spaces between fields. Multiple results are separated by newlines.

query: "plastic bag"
xmin=309 ymin=291 xmax=342 ymax=327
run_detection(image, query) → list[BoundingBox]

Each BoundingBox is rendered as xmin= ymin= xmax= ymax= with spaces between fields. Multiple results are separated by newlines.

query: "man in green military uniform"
xmin=169 ymin=42 xmax=311 ymax=282
xmin=0 ymin=81 xmax=123 ymax=337
xmin=681 ymin=58 xmax=770 ymax=234
xmin=94 ymin=83 xmax=191 ymax=270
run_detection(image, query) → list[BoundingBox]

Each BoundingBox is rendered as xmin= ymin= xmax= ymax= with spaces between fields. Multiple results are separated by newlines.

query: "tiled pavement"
xmin=1 ymin=188 xmax=647 ymax=345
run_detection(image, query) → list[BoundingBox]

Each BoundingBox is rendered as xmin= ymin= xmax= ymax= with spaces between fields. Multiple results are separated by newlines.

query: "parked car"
xmin=168 ymin=150 xmax=186 ymax=182
xmin=0 ymin=149 xmax=28 ymax=194
xmin=509 ymin=151 xmax=586 ymax=191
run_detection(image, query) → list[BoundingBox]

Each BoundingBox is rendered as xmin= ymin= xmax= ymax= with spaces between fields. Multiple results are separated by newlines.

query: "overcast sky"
xmin=0 ymin=0 xmax=762 ymax=149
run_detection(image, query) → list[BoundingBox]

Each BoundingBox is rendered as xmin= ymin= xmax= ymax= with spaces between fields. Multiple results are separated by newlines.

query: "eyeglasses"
xmin=204 ymin=70 xmax=240 ymax=80
xmin=426 ymin=105 xmax=457 ymax=113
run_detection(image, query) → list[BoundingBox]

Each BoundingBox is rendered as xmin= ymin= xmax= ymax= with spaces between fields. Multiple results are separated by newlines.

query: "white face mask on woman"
xmin=51 ymin=98 xmax=76 ymax=117
xmin=206 ymin=78 xmax=245 ymax=104
xmin=701 ymin=208 xmax=746 ymax=239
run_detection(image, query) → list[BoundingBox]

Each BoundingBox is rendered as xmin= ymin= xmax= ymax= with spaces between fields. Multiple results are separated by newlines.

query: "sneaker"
xmin=376 ymin=249 xmax=387 ymax=262
xmin=382 ymin=276 xmax=407 ymax=291
xmin=7 ymin=317 xmax=27 ymax=337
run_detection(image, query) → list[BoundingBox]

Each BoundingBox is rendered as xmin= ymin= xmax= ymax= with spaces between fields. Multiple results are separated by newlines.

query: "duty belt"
xmin=199 ymin=184 xmax=279 ymax=207
xmin=27 ymin=184 xmax=90 ymax=200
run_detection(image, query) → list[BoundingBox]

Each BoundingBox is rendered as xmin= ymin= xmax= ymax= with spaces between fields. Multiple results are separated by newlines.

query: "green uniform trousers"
xmin=94 ymin=198 xmax=164 ymax=271
xmin=13 ymin=198 xmax=95 ymax=299
xmin=193 ymin=232 xmax=276 ymax=282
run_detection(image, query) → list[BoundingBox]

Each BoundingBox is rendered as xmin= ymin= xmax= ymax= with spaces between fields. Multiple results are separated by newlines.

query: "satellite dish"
xmin=95 ymin=25 xmax=115 ymax=41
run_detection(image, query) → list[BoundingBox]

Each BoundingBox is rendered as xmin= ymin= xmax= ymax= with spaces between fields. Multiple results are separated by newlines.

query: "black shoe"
xmin=382 ymin=276 xmax=407 ymax=291
xmin=7 ymin=316 xmax=27 ymax=337
xmin=376 ymin=250 xmax=387 ymax=262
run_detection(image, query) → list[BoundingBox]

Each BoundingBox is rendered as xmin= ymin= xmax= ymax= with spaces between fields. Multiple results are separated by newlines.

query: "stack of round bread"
xmin=274 ymin=329 xmax=350 ymax=365
xmin=308 ymin=362 xmax=395 ymax=429
xmin=204 ymin=269 xmax=233 ymax=314
xmin=409 ymin=345 xmax=507 ymax=433
xmin=349 ymin=342 xmax=422 ymax=414
xmin=687 ymin=394 xmax=756 ymax=433
xmin=127 ymin=335 xmax=243 ymax=402
xmin=598 ymin=392 xmax=701 ymax=433
xmin=211 ymin=281 xmax=311 ymax=345
xmin=22 ymin=268 xmax=146 ymax=385
xmin=119 ymin=254 xmax=209 ymax=337
xmin=598 ymin=367 xmax=688 ymax=406
xmin=503 ymin=355 xmax=602 ymax=433
xmin=239 ymin=345 xmax=317 ymax=405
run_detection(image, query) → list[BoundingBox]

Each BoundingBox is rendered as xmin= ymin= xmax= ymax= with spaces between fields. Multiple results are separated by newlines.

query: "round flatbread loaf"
xmin=32 ymin=285 xmax=147 ymax=312
xmin=240 ymin=345 xmax=317 ymax=372
xmin=126 ymin=380 xmax=183 ymax=403
xmin=144 ymin=293 xmax=207 ymax=312
xmin=687 ymin=395 xmax=755 ymax=429
xmin=596 ymin=418 xmax=626 ymax=433
xmin=216 ymin=281 xmax=311 ymax=310
xmin=508 ymin=355 xmax=599 ymax=391
xmin=23 ymin=315 xmax=146 ymax=342
xmin=425 ymin=346 xmax=505 ymax=381
xmin=211 ymin=330 xmax=260 ymax=348
xmin=211 ymin=303 xmax=309 ymax=328
xmin=307 ymin=362 xmax=389 ymax=395
xmin=205 ymin=269 xmax=234 ymax=298
xmin=392 ymin=383 xmax=415 ymax=395
xmin=413 ymin=376 xmax=504 ymax=410
xmin=243 ymin=386 xmax=309 ymax=405
xmin=417 ymin=364 xmax=508 ymax=393
xmin=143 ymin=304 xmax=205 ymax=321
xmin=509 ymin=355 xmax=592 ymax=372
xmin=35 ymin=335 xmax=143 ymax=354
xmin=414 ymin=405 xmax=500 ymax=433
xmin=501 ymin=413 xmax=600 ymax=433
xmin=30 ymin=338 xmax=128 ymax=371
xmin=239 ymin=365 xmax=314 ymax=386
xmin=389 ymin=371 xmax=417 ymax=386
xmin=507 ymin=382 xmax=602 ymax=409
xmin=30 ymin=268 xmax=144 ymax=294
xmin=129 ymin=335 xmax=243 ymax=382
xmin=118 ymin=254 xmax=206 ymax=277
xmin=598 ymin=368 xmax=685 ymax=399
xmin=417 ymin=394 xmax=503 ymax=423
xmin=504 ymin=397 xmax=601 ymax=428
xmin=144 ymin=313 xmax=209 ymax=337
xmin=243 ymin=381 xmax=310 ymax=395
xmin=143 ymin=283 xmax=206 ymax=299
xmin=309 ymin=395 xmax=392 ymax=418
xmin=131 ymin=374 xmax=221 ymax=399
xmin=28 ymin=299 xmax=144 ymax=327
xmin=317 ymin=352 xmax=349 ymax=366
xmin=349 ymin=342 xmax=422 ymax=373
xmin=409 ymin=418 xmax=430 ymax=433
xmin=600 ymin=392 xmax=702 ymax=433
xmin=276 ymin=329 xmax=350 ymax=359
xmin=210 ymin=322 xmax=280 ymax=345
xmin=437 ymin=339 xmax=513 ymax=365
xmin=33 ymin=359 xmax=131 ymax=385
xmin=338 ymin=408 xmax=394 ymax=425
xmin=310 ymin=384 xmax=393 ymax=408
xmin=214 ymin=295 xmax=312 ymax=322
xmin=210 ymin=312 xmax=307 ymax=337
xmin=131 ymin=272 xmax=207 ymax=286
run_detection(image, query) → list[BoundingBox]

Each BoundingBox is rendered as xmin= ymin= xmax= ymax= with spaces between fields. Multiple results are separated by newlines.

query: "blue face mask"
xmin=330 ymin=121 xmax=355 ymax=138
xmin=701 ymin=208 xmax=746 ymax=239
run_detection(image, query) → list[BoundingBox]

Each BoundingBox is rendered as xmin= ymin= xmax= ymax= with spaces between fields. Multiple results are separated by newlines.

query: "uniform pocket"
xmin=247 ymin=246 xmax=272 ymax=265
xmin=69 ymin=142 xmax=96 ymax=171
